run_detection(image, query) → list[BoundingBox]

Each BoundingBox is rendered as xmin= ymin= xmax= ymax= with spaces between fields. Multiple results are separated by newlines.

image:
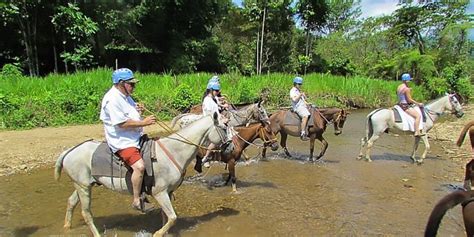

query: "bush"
xmin=1 ymin=64 xmax=22 ymax=79
xmin=170 ymin=83 xmax=200 ymax=112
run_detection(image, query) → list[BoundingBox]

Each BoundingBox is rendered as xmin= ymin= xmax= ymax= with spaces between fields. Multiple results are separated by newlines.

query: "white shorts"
xmin=294 ymin=106 xmax=310 ymax=118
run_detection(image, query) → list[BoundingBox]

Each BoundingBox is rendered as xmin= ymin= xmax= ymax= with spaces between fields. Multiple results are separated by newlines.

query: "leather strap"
xmin=156 ymin=140 xmax=184 ymax=178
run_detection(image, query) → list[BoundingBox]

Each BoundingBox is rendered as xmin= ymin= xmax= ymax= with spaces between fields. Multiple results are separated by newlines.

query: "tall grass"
xmin=0 ymin=68 xmax=425 ymax=130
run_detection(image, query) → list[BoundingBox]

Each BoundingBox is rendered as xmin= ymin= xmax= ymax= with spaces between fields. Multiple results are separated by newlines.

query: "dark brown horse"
xmin=262 ymin=108 xmax=349 ymax=161
xmin=457 ymin=120 xmax=474 ymax=151
xmin=425 ymin=190 xmax=474 ymax=237
xmin=458 ymin=121 xmax=474 ymax=191
xmin=194 ymin=121 xmax=279 ymax=192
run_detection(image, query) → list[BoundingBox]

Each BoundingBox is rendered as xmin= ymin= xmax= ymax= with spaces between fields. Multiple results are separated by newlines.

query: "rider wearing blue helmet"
xmin=100 ymin=68 xmax=156 ymax=212
xmin=201 ymin=81 xmax=229 ymax=165
xmin=397 ymin=73 xmax=424 ymax=136
xmin=290 ymin=76 xmax=311 ymax=141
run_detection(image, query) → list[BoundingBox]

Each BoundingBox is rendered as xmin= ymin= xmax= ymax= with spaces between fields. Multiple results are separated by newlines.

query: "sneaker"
xmin=203 ymin=161 xmax=211 ymax=168
xmin=300 ymin=132 xmax=309 ymax=141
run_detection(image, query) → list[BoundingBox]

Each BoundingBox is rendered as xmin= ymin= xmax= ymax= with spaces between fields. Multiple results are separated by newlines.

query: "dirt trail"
xmin=0 ymin=106 xmax=472 ymax=177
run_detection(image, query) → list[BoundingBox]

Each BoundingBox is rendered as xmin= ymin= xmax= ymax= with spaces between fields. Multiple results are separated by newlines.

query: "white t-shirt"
xmin=100 ymin=86 xmax=143 ymax=152
xmin=290 ymin=87 xmax=306 ymax=110
xmin=202 ymin=96 xmax=220 ymax=116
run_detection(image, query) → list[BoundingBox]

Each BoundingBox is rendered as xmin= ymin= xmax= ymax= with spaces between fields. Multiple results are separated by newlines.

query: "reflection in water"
xmin=0 ymin=110 xmax=466 ymax=236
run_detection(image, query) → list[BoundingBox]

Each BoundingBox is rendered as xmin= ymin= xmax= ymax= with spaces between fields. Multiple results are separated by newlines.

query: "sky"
xmin=232 ymin=0 xmax=473 ymax=38
xmin=232 ymin=0 xmax=473 ymax=18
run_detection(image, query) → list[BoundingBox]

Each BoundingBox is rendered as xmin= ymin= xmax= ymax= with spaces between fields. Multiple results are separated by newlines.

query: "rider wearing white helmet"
xmin=290 ymin=76 xmax=310 ymax=141
xmin=100 ymin=68 xmax=156 ymax=212
xmin=397 ymin=73 xmax=424 ymax=136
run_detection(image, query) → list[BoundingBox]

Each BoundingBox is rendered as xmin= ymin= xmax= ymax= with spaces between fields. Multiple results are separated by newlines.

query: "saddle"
xmin=392 ymin=105 xmax=426 ymax=132
xmin=283 ymin=107 xmax=315 ymax=129
xmin=91 ymin=135 xmax=156 ymax=194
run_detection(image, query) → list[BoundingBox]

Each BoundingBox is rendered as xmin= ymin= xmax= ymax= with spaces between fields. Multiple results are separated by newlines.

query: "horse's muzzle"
xmin=270 ymin=143 xmax=279 ymax=151
xmin=455 ymin=111 xmax=464 ymax=118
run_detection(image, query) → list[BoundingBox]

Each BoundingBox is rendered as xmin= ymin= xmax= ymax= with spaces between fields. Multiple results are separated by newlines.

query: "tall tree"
xmin=1 ymin=1 xmax=41 ymax=76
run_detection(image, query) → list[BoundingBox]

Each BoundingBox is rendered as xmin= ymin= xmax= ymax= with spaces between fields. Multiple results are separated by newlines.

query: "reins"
xmin=233 ymin=126 xmax=277 ymax=148
xmin=143 ymin=107 xmax=223 ymax=152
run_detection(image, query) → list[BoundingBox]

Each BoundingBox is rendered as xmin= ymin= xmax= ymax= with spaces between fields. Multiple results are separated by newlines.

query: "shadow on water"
xmin=369 ymin=153 xmax=441 ymax=163
xmin=92 ymin=207 xmax=239 ymax=235
xmin=13 ymin=226 xmax=41 ymax=236
xmin=172 ymin=207 xmax=239 ymax=234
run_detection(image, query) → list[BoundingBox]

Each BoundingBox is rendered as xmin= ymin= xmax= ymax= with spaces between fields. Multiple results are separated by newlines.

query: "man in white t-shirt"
xmin=100 ymin=68 xmax=156 ymax=212
xmin=290 ymin=77 xmax=310 ymax=141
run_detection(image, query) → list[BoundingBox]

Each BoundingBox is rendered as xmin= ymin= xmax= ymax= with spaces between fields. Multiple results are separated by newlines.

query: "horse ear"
xmin=258 ymin=100 xmax=262 ymax=107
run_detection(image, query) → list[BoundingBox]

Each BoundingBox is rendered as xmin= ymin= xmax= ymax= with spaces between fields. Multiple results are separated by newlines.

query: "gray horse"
xmin=171 ymin=101 xmax=269 ymax=129
xmin=358 ymin=93 xmax=464 ymax=163
xmin=55 ymin=113 xmax=227 ymax=237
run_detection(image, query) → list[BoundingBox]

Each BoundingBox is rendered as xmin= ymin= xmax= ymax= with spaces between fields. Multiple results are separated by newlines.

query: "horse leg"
xmin=153 ymin=191 xmax=177 ymax=237
xmin=364 ymin=134 xmax=381 ymax=162
xmin=308 ymin=137 xmax=315 ymax=162
xmin=63 ymin=190 xmax=79 ymax=230
xmin=281 ymin=133 xmax=291 ymax=157
xmin=74 ymin=183 xmax=100 ymax=237
xmin=417 ymin=135 xmax=430 ymax=164
xmin=225 ymin=159 xmax=237 ymax=192
xmin=261 ymin=146 xmax=267 ymax=159
xmin=315 ymin=135 xmax=328 ymax=160
xmin=358 ymin=137 xmax=367 ymax=160
xmin=410 ymin=136 xmax=421 ymax=163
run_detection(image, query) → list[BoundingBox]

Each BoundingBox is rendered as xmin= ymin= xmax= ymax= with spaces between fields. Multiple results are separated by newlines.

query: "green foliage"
xmin=170 ymin=83 xmax=200 ymax=112
xmin=51 ymin=3 xmax=98 ymax=70
xmin=422 ymin=77 xmax=449 ymax=98
xmin=1 ymin=63 xmax=22 ymax=79
xmin=0 ymin=69 xmax=422 ymax=130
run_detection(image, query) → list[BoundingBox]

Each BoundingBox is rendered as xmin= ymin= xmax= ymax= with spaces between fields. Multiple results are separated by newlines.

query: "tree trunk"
xmin=256 ymin=31 xmax=259 ymax=74
xmin=259 ymin=7 xmax=266 ymax=75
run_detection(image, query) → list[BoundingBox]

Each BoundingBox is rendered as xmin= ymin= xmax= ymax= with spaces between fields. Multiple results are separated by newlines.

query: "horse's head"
xmin=332 ymin=109 xmax=349 ymax=136
xmin=447 ymin=93 xmax=464 ymax=118
xmin=207 ymin=112 xmax=228 ymax=145
xmin=251 ymin=100 xmax=270 ymax=123
xmin=258 ymin=121 xmax=278 ymax=151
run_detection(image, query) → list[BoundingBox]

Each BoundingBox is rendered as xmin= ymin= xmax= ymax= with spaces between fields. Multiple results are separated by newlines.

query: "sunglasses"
xmin=125 ymin=82 xmax=136 ymax=87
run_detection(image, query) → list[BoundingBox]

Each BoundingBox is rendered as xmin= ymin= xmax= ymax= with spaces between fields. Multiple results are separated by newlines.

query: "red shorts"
xmin=116 ymin=147 xmax=141 ymax=166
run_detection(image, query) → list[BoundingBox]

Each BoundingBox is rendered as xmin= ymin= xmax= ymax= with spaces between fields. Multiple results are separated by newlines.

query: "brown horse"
xmin=263 ymin=108 xmax=349 ymax=161
xmin=194 ymin=121 xmax=279 ymax=192
xmin=457 ymin=120 xmax=474 ymax=151
xmin=425 ymin=190 xmax=474 ymax=237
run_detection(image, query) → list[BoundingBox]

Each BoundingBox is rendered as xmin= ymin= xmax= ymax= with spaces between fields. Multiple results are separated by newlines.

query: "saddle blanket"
xmin=91 ymin=136 xmax=156 ymax=194
xmin=392 ymin=105 xmax=425 ymax=132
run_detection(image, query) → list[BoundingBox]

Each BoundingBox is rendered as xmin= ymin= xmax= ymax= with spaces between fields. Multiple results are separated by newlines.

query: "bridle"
xmin=424 ymin=94 xmax=463 ymax=123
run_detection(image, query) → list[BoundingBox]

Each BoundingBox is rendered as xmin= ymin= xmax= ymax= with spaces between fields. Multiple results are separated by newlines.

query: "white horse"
xmin=171 ymin=101 xmax=269 ymax=129
xmin=358 ymin=93 xmax=464 ymax=164
xmin=54 ymin=113 xmax=227 ymax=237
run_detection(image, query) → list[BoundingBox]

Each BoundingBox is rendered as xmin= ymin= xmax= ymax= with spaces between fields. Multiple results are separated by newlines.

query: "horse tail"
xmin=366 ymin=109 xmax=382 ymax=139
xmin=54 ymin=150 xmax=68 ymax=181
xmin=171 ymin=113 xmax=191 ymax=129
xmin=54 ymin=139 xmax=93 ymax=181
xmin=456 ymin=121 xmax=474 ymax=147
xmin=425 ymin=190 xmax=474 ymax=237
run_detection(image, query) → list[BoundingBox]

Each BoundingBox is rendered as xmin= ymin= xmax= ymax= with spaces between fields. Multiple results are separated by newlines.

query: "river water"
xmin=0 ymin=110 xmax=467 ymax=236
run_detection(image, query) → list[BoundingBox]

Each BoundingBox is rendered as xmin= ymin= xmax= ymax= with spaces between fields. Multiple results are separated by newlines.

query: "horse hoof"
xmin=63 ymin=224 xmax=71 ymax=230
